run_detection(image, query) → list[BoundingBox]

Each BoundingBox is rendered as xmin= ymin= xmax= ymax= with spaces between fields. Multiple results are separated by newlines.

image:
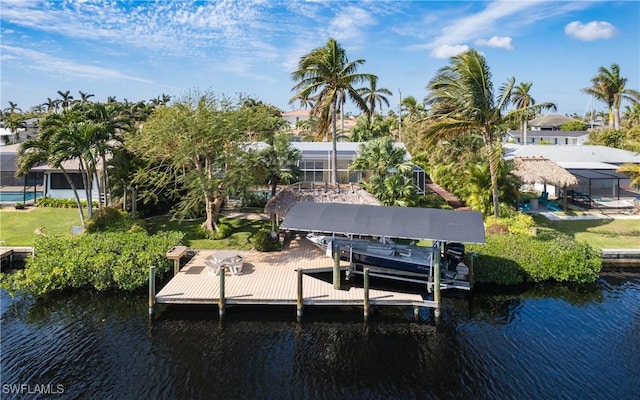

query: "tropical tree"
xmin=290 ymin=38 xmax=375 ymax=184
xmin=3 ymin=101 xmax=22 ymax=114
xmin=127 ymin=91 xmax=273 ymax=232
xmin=511 ymin=82 xmax=556 ymax=144
xmin=44 ymin=98 xmax=60 ymax=113
xmin=350 ymin=136 xmax=416 ymax=205
xmin=57 ymin=90 xmax=74 ymax=111
xmin=77 ymin=91 xmax=95 ymax=104
xmin=623 ymin=102 xmax=640 ymax=128
xmin=424 ymin=48 xmax=556 ymax=217
xmin=357 ymin=77 xmax=392 ymax=124
xmin=617 ymin=164 xmax=640 ymax=189
xmin=582 ymin=64 xmax=640 ymax=129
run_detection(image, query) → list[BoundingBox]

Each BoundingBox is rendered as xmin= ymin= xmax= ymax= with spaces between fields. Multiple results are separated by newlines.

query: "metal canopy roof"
xmin=281 ymin=202 xmax=486 ymax=244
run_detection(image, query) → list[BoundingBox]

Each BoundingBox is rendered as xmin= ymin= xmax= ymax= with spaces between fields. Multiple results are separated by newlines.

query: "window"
xmin=50 ymin=173 xmax=85 ymax=189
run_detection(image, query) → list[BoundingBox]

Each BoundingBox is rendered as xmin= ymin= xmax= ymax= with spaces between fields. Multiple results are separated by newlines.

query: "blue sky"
xmin=1 ymin=0 xmax=638 ymax=117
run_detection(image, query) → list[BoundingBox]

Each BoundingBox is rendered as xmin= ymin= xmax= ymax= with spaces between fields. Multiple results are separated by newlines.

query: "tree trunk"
xmin=60 ymin=167 xmax=86 ymax=227
xmin=331 ymin=101 xmax=338 ymax=185
xmin=486 ymin=139 xmax=501 ymax=218
xmin=202 ymin=194 xmax=225 ymax=232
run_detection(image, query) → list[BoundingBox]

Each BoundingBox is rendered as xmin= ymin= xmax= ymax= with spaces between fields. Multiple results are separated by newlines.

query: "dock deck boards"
xmin=156 ymin=237 xmax=433 ymax=308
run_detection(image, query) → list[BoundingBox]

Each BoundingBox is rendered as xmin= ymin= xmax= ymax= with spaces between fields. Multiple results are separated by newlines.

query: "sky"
xmin=1 ymin=0 xmax=639 ymax=117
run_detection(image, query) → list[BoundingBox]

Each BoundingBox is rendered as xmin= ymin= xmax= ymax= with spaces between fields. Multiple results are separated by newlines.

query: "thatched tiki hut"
xmin=512 ymin=157 xmax=578 ymax=211
xmin=264 ymin=182 xmax=381 ymax=230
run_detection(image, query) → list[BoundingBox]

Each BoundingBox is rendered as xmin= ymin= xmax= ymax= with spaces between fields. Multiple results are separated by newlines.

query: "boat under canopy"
xmin=281 ymin=202 xmax=485 ymax=244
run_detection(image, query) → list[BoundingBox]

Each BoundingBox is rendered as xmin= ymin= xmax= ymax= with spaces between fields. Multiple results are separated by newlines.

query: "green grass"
xmin=2 ymin=206 xmax=637 ymax=250
xmin=146 ymin=215 xmax=271 ymax=250
xmin=532 ymin=214 xmax=640 ymax=249
xmin=0 ymin=207 xmax=84 ymax=246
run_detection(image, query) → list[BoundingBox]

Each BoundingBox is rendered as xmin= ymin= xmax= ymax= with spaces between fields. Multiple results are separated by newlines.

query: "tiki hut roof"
xmin=512 ymin=157 xmax=578 ymax=187
xmin=264 ymin=183 xmax=381 ymax=217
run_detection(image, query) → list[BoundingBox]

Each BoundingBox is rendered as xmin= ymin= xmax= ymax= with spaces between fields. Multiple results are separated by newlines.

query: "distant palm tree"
xmin=3 ymin=101 xmax=22 ymax=114
xmin=290 ymin=38 xmax=374 ymax=184
xmin=582 ymin=64 xmax=640 ymax=129
xmin=44 ymin=98 xmax=60 ymax=113
xmin=425 ymin=49 xmax=555 ymax=217
xmin=57 ymin=90 xmax=74 ymax=111
xmin=511 ymin=82 xmax=556 ymax=145
xmin=357 ymin=77 xmax=392 ymax=124
xmin=78 ymin=91 xmax=95 ymax=104
xmin=623 ymin=102 xmax=640 ymax=128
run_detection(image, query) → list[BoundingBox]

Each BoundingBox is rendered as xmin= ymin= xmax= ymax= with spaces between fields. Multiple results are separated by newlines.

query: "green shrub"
xmin=253 ymin=229 xmax=277 ymax=252
xmin=85 ymin=207 xmax=138 ymax=233
xmin=485 ymin=214 xmax=535 ymax=236
xmin=199 ymin=223 xmax=233 ymax=240
xmin=0 ymin=231 xmax=184 ymax=297
xmin=36 ymin=197 xmax=98 ymax=208
xmin=467 ymin=232 xmax=601 ymax=285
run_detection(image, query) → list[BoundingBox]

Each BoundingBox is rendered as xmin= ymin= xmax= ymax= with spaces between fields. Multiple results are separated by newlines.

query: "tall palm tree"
xmin=511 ymin=82 xmax=556 ymax=145
xmin=57 ymin=90 xmax=74 ymax=111
xmin=357 ymin=77 xmax=392 ymax=124
xmin=290 ymin=38 xmax=375 ymax=184
xmin=425 ymin=48 xmax=555 ymax=218
xmin=3 ymin=101 xmax=22 ymax=114
xmin=582 ymin=64 xmax=640 ymax=129
xmin=78 ymin=91 xmax=95 ymax=104
xmin=623 ymin=102 xmax=640 ymax=129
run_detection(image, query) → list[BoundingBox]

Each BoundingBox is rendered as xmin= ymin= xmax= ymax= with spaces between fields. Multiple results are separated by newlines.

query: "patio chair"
xmin=538 ymin=192 xmax=549 ymax=205
xmin=546 ymin=201 xmax=562 ymax=212
xmin=518 ymin=200 xmax=531 ymax=212
xmin=229 ymin=255 xmax=244 ymax=275
xmin=205 ymin=259 xmax=223 ymax=276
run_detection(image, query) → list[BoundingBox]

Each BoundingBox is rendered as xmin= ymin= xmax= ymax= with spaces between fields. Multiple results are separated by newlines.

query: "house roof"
xmin=280 ymin=202 xmax=486 ymax=243
xmin=512 ymin=157 xmax=578 ymax=187
xmin=504 ymin=144 xmax=640 ymax=165
xmin=528 ymin=114 xmax=579 ymax=128
xmin=264 ymin=183 xmax=381 ymax=216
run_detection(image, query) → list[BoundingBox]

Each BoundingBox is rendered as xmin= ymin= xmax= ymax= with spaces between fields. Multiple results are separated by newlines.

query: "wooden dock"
xmin=155 ymin=237 xmax=435 ymax=313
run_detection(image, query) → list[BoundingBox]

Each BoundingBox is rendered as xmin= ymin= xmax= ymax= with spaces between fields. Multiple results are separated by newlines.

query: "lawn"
xmin=2 ymin=207 xmax=637 ymax=250
xmin=145 ymin=215 xmax=271 ymax=250
xmin=532 ymin=214 xmax=640 ymax=249
xmin=0 ymin=207 xmax=84 ymax=246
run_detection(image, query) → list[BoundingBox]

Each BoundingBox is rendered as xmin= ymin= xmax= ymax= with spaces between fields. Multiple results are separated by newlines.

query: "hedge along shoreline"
xmin=467 ymin=231 xmax=602 ymax=285
xmin=0 ymin=231 xmax=184 ymax=298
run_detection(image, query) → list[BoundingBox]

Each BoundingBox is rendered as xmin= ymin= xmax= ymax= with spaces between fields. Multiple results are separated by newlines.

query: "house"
xmin=248 ymin=141 xmax=427 ymax=194
xmin=505 ymin=114 xmax=590 ymax=145
xmin=0 ymin=143 xmax=101 ymax=204
xmin=505 ymin=130 xmax=590 ymax=145
xmin=504 ymin=144 xmax=640 ymax=203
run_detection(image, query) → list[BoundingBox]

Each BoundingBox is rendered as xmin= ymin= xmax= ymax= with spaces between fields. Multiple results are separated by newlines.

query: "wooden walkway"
xmin=155 ymin=237 xmax=434 ymax=310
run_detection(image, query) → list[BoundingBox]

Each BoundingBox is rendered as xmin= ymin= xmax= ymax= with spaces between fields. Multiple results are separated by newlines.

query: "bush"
xmin=253 ymin=229 xmax=278 ymax=252
xmin=467 ymin=232 xmax=601 ymax=285
xmin=36 ymin=197 xmax=98 ymax=208
xmin=0 ymin=231 xmax=184 ymax=297
xmin=85 ymin=207 xmax=142 ymax=233
xmin=485 ymin=214 xmax=535 ymax=236
xmin=199 ymin=222 xmax=233 ymax=240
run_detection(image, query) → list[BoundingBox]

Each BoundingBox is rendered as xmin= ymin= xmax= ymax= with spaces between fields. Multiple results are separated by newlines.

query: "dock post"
xmin=363 ymin=268 xmax=370 ymax=319
xmin=173 ymin=259 xmax=180 ymax=275
xmin=219 ymin=268 xmax=226 ymax=318
xmin=296 ymin=268 xmax=304 ymax=319
xmin=332 ymin=241 xmax=341 ymax=290
xmin=433 ymin=243 xmax=441 ymax=318
xmin=148 ymin=265 xmax=156 ymax=317
xmin=468 ymin=253 xmax=476 ymax=284
xmin=413 ymin=306 xmax=420 ymax=320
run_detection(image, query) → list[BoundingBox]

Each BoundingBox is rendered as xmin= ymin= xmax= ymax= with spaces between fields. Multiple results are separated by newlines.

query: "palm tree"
xmin=57 ymin=90 xmax=74 ymax=111
xmin=511 ymin=82 xmax=556 ymax=145
xmin=3 ymin=101 xmax=22 ymax=114
xmin=623 ymin=102 xmax=640 ymax=128
xmin=582 ymin=64 xmax=640 ymax=129
xmin=290 ymin=38 xmax=375 ymax=184
xmin=44 ymin=98 xmax=60 ymax=113
xmin=617 ymin=164 xmax=640 ymax=189
xmin=425 ymin=48 xmax=555 ymax=217
xmin=357 ymin=77 xmax=392 ymax=124
xmin=78 ymin=91 xmax=95 ymax=104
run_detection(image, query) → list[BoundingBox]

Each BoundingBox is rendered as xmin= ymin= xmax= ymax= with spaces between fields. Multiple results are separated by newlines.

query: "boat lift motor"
xmin=442 ymin=242 xmax=465 ymax=273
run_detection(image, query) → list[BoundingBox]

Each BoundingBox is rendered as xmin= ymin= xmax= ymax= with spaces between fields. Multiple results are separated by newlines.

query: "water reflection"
xmin=1 ymin=273 xmax=639 ymax=399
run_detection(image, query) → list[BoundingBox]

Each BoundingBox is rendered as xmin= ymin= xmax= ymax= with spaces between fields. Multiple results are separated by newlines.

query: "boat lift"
xmin=281 ymin=203 xmax=486 ymax=307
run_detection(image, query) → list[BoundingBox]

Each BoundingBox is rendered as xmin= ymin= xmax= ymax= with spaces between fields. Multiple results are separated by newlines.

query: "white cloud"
xmin=430 ymin=44 xmax=469 ymax=59
xmin=475 ymin=36 xmax=513 ymax=50
xmin=1 ymin=45 xmax=152 ymax=83
xmin=565 ymin=21 xmax=618 ymax=41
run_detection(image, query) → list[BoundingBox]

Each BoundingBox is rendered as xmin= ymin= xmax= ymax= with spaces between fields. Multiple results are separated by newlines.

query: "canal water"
xmin=1 ymin=271 xmax=639 ymax=399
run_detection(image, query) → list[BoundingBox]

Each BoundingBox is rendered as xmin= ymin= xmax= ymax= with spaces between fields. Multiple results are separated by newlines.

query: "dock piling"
xmin=148 ymin=265 xmax=156 ymax=316
xmin=363 ymin=268 xmax=370 ymax=319
xmin=296 ymin=268 xmax=304 ymax=319
xmin=219 ymin=268 xmax=226 ymax=318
